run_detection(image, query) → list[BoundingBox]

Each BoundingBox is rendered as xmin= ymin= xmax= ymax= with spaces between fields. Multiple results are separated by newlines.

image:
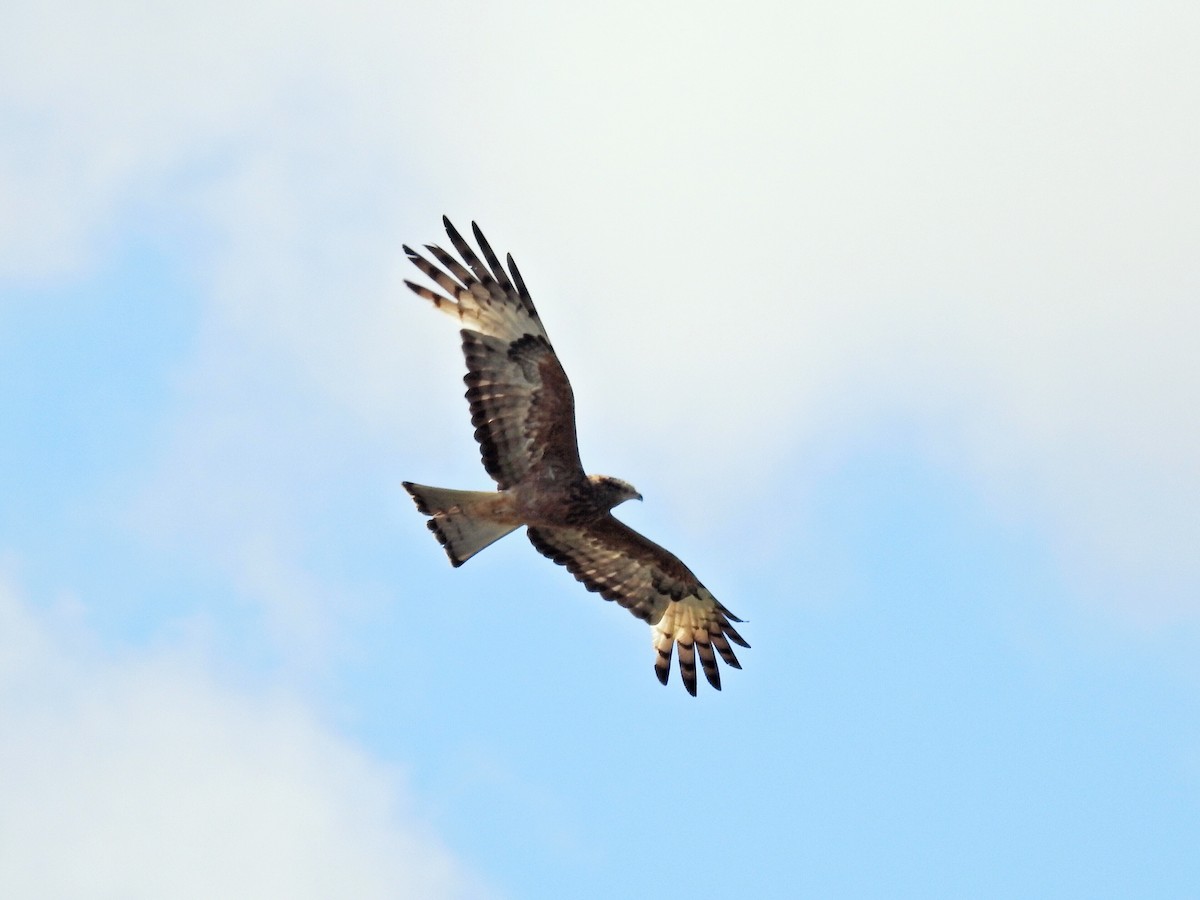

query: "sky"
xmin=1 ymin=0 xmax=1198 ymax=896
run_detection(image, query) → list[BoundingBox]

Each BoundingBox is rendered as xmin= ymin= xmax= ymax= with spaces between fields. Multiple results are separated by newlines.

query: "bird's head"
xmin=588 ymin=475 xmax=643 ymax=509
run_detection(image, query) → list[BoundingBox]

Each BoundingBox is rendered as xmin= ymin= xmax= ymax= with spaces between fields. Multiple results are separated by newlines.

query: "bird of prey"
xmin=401 ymin=217 xmax=748 ymax=695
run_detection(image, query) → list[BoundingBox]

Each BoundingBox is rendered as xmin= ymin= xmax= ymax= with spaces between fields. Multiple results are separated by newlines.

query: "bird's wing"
xmin=527 ymin=517 xmax=749 ymax=695
xmin=404 ymin=218 xmax=585 ymax=489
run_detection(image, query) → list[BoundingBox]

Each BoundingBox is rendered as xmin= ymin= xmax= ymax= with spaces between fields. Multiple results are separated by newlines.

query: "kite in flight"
xmin=401 ymin=218 xmax=748 ymax=695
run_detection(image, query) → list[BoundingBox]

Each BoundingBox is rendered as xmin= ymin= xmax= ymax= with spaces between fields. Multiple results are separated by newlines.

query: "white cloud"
xmin=0 ymin=573 xmax=488 ymax=899
xmin=3 ymin=0 xmax=1197 ymax=622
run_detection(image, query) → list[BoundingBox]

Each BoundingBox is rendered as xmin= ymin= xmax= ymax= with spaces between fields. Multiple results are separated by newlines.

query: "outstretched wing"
xmin=404 ymin=218 xmax=585 ymax=490
xmin=527 ymin=518 xmax=749 ymax=696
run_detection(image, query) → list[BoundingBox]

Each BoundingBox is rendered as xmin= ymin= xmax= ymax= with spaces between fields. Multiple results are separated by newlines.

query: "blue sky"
xmin=2 ymin=1 xmax=1198 ymax=896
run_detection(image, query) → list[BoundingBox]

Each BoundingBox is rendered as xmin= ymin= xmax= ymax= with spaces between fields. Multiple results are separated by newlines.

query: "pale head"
xmin=588 ymin=474 xmax=643 ymax=510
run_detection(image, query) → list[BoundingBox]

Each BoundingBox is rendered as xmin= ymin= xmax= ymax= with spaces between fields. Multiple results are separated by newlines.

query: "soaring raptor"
xmin=402 ymin=218 xmax=748 ymax=695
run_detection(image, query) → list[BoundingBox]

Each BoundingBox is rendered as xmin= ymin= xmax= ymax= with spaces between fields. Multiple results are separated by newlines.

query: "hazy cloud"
xmin=3 ymin=0 xmax=1197 ymax=621
xmin=0 ymin=573 xmax=488 ymax=898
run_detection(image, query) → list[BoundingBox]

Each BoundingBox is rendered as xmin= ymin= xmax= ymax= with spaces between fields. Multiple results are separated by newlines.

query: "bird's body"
xmin=402 ymin=218 xmax=748 ymax=695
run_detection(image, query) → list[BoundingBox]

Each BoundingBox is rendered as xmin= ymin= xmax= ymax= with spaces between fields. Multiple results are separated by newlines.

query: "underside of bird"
xmin=400 ymin=217 xmax=749 ymax=695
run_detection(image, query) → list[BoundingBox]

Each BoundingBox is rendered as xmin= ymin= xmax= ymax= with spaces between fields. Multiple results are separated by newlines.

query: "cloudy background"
xmin=2 ymin=1 xmax=1198 ymax=896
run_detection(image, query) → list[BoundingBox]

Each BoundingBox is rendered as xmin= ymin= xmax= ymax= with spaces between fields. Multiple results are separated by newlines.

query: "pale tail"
xmin=402 ymin=482 xmax=519 ymax=567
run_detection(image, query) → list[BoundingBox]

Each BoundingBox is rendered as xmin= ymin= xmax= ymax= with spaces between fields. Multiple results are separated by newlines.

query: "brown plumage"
xmin=402 ymin=217 xmax=748 ymax=695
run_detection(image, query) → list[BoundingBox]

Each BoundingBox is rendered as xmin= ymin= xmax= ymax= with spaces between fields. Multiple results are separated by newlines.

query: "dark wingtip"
xmin=725 ymin=623 xmax=751 ymax=649
xmin=655 ymin=650 xmax=671 ymax=686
